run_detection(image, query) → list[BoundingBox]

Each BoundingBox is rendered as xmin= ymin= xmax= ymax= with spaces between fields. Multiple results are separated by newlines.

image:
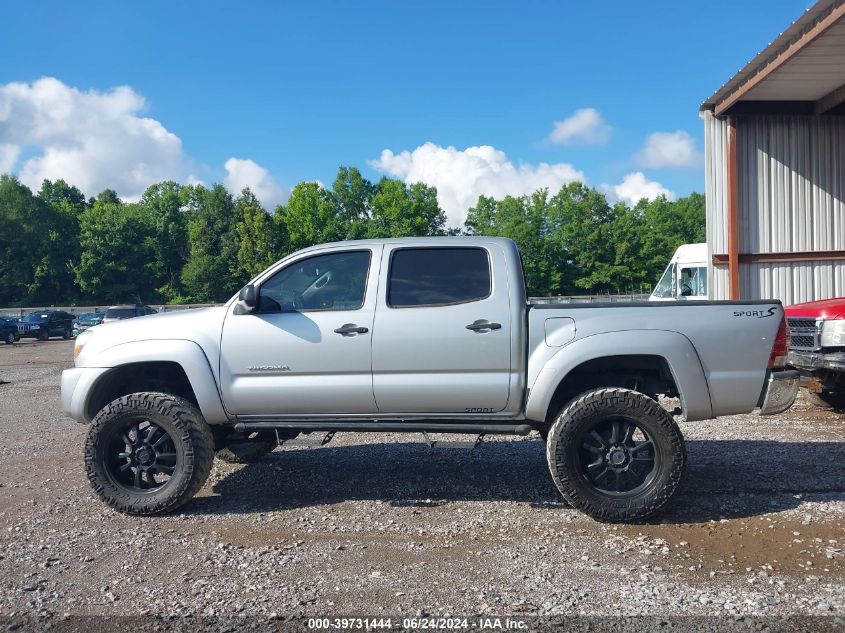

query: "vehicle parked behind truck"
xmin=62 ymin=237 xmax=798 ymax=523
xmin=649 ymin=243 xmax=708 ymax=302
xmin=786 ymin=296 xmax=845 ymax=410
xmin=17 ymin=311 xmax=74 ymax=341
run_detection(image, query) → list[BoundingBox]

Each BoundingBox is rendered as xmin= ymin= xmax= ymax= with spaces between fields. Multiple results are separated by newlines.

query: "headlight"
xmin=820 ymin=320 xmax=845 ymax=347
xmin=74 ymin=329 xmax=95 ymax=359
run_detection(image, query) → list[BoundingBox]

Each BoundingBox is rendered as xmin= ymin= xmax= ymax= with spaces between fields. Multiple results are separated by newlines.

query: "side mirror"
xmin=239 ymin=284 xmax=257 ymax=308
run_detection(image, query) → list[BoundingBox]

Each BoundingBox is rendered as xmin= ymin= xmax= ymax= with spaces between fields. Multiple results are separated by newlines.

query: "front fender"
xmin=525 ymin=329 xmax=713 ymax=422
xmin=79 ymin=339 xmax=228 ymax=424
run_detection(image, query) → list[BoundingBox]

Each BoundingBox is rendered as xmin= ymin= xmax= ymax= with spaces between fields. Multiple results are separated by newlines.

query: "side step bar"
xmin=234 ymin=420 xmax=534 ymax=436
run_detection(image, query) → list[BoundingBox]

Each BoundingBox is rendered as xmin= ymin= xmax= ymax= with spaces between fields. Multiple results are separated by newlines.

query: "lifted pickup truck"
xmin=786 ymin=297 xmax=845 ymax=410
xmin=62 ymin=237 xmax=798 ymax=522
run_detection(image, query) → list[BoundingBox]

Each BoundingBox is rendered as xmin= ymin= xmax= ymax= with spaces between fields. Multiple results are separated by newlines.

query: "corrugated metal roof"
xmin=701 ymin=0 xmax=845 ymax=111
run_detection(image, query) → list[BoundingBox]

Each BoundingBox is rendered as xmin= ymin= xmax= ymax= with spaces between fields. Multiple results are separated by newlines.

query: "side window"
xmin=258 ymin=250 xmax=371 ymax=313
xmin=680 ymin=266 xmax=707 ymax=297
xmin=388 ymin=247 xmax=491 ymax=308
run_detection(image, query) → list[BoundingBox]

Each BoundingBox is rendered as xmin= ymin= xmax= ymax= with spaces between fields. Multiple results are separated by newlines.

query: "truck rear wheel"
xmin=84 ymin=392 xmax=215 ymax=515
xmin=546 ymin=388 xmax=686 ymax=523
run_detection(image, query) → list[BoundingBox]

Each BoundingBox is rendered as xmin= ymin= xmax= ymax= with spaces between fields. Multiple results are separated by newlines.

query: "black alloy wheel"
xmin=103 ymin=418 xmax=179 ymax=492
xmin=577 ymin=417 xmax=658 ymax=496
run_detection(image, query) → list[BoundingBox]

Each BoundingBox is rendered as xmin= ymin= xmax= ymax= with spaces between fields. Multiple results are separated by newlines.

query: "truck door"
xmin=371 ymin=245 xmax=512 ymax=413
xmin=219 ymin=247 xmax=380 ymax=415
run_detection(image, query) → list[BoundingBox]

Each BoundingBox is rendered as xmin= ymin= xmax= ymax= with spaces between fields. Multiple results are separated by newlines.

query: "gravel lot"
xmin=0 ymin=340 xmax=843 ymax=625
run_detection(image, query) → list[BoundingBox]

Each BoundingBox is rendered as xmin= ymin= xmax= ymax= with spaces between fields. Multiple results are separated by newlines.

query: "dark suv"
xmin=17 ymin=311 xmax=75 ymax=341
xmin=1 ymin=317 xmax=20 ymax=345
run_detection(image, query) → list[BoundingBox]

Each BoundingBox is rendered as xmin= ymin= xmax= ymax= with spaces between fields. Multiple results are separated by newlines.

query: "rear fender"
xmin=525 ymin=329 xmax=712 ymax=422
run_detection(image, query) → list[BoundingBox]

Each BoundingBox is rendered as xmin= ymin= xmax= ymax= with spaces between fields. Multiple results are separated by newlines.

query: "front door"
xmin=371 ymin=245 xmax=513 ymax=413
xmin=220 ymin=247 xmax=380 ymax=416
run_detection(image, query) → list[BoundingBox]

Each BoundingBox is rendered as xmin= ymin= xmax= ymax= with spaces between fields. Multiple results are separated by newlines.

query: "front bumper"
xmin=788 ymin=349 xmax=845 ymax=373
xmin=758 ymin=369 xmax=800 ymax=416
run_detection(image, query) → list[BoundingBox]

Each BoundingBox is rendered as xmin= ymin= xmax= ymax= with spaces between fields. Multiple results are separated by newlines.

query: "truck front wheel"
xmin=84 ymin=392 xmax=215 ymax=515
xmin=546 ymin=388 xmax=686 ymax=523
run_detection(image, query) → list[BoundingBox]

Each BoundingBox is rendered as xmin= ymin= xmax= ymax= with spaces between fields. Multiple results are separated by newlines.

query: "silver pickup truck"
xmin=62 ymin=237 xmax=798 ymax=522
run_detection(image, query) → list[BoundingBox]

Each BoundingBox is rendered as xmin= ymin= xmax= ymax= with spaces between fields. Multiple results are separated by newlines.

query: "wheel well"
xmin=544 ymin=355 xmax=679 ymax=424
xmin=86 ymin=362 xmax=199 ymax=420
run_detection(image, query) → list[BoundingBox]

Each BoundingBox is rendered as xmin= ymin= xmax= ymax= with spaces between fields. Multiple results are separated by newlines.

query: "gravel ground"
xmin=0 ymin=340 xmax=843 ymax=626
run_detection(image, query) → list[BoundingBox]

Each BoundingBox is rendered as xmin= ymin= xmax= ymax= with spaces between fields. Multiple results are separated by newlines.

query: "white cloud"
xmin=635 ymin=130 xmax=702 ymax=168
xmin=0 ymin=143 xmax=20 ymax=173
xmin=370 ymin=142 xmax=586 ymax=226
xmin=605 ymin=172 xmax=675 ymax=206
xmin=0 ymin=77 xmax=194 ymax=199
xmin=547 ymin=108 xmax=612 ymax=145
xmin=224 ymin=157 xmax=285 ymax=209
xmin=0 ymin=77 xmax=285 ymax=204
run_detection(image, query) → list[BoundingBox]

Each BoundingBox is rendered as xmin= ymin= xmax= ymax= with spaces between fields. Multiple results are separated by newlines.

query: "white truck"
xmin=62 ymin=237 xmax=798 ymax=522
xmin=649 ymin=243 xmax=708 ymax=301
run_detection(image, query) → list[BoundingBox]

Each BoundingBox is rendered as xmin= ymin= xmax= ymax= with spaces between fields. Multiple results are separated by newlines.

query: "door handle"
xmin=466 ymin=320 xmax=502 ymax=331
xmin=334 ymin=323 xmax=369 ymax=335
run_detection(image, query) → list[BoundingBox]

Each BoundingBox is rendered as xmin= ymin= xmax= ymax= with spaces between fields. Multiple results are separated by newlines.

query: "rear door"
xmin=371 ymin=245 xmax=513 ymax=413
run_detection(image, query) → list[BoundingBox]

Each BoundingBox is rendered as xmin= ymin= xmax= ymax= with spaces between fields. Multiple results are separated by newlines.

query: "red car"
xmin=785 ymin=297 xmax=845 ymax=410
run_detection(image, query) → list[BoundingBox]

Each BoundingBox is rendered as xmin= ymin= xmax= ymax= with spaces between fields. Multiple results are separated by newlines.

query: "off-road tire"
xmin=3 ymin=332 xmax=14 ymax=345
xmin=37 ymin=328 xmax=49 ymax=341
xmin=84 ymin=392 xmax=215 ymax=515
xmin=546 ymin=387 xmax=686 ymax=523
xmin=807 ymin=388 xmax=845 ymax=411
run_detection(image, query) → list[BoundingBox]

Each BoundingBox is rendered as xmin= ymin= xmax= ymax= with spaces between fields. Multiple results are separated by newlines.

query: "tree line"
xmin=0 ymin=167 xmax=704 ymax=306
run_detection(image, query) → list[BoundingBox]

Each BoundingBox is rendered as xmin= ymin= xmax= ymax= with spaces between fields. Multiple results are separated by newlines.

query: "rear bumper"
xmin=788 ymin=349 xmax=845 ymax=373
xmin=758 ymin=369 xmax=800 ymax=416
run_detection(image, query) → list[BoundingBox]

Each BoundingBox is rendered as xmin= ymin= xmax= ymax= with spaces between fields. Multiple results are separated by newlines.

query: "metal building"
xmin=701 ymin=0 xmax=845 ymax=305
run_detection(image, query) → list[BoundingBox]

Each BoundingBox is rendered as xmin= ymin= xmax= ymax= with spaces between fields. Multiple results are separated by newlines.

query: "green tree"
xmin=0 ymin=176 xmax=48 ymax=305
xmin=75 ymin=201 xmax=159 ymax=303
xmin=233 ymin=188 xmax=281 ymax=282
xmin=368 ymin=178 xmax=446 ymax=238
xmin=275 ymin=182 xmax=343 ymax=252
xmin=181 ymin=184 xmax=240 ymax=302
xmin=546 ymin=183 xmax=622 ymax=293
xmin=140 ymin=181 xmax=188 ymax=301
xmin=28 ymin=179 xmax=87 ymax=304
xmin=331 ymin=166 xmax=373 ymax=240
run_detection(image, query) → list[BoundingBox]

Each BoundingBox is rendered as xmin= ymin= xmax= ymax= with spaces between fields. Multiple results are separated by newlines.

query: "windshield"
xmin=105 ymin=308 xmax=136 ymax=319
xmin=23 ymin=313 xmax=50 ymax=322
xmin=78 ymin=315 xmax=103 ymax=324
xmin=651 ymin=264 xmax=676 ymax=299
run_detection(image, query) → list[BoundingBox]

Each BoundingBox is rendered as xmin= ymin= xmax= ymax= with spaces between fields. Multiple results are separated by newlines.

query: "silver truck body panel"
xmin=62 ymin=236 xmax=789 ymax=429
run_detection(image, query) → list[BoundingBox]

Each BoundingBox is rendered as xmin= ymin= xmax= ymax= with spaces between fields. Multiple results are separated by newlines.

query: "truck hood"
xmin=76 ymin=307 xmax=228 ymax=366
xmin=785 ymin=297 xmax=845 ymax=320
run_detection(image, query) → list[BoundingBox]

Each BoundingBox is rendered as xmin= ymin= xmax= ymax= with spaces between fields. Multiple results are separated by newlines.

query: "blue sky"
xmin=1 ymin=0 xmax=811 ymax=224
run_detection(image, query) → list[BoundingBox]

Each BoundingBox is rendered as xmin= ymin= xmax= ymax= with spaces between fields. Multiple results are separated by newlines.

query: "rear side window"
xmin=388 ymin=247 xmax=491 ymax=308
